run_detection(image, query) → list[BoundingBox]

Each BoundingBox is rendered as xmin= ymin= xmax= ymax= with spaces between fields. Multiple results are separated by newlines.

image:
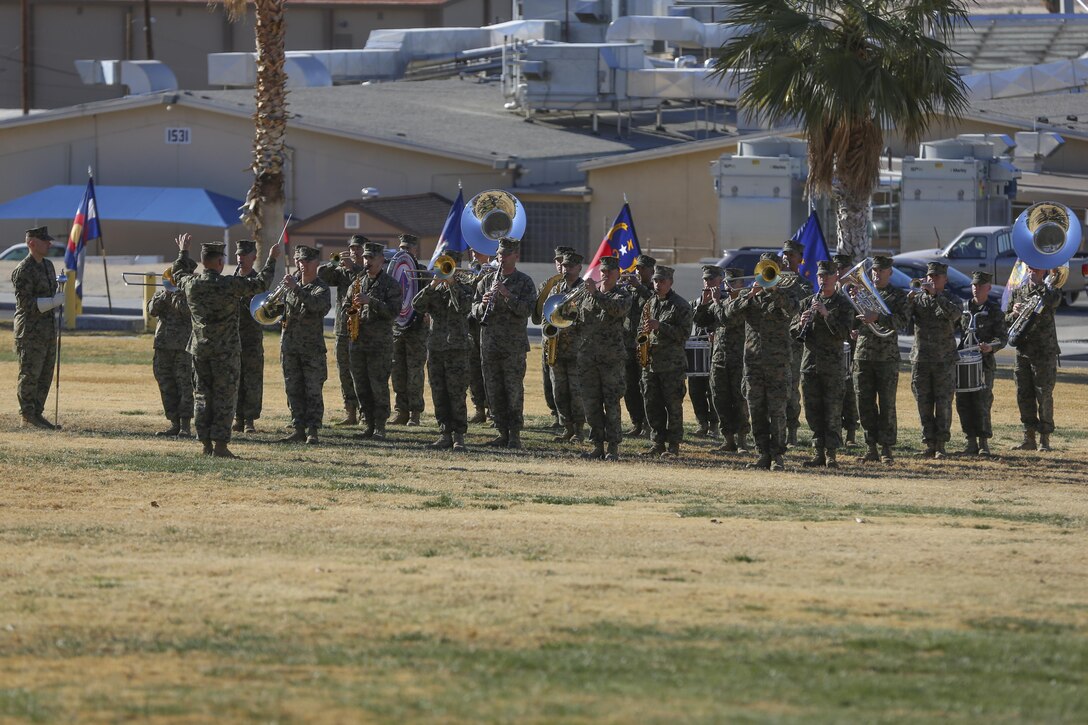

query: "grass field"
xmin=1 ymin=332 xmax=1086 ymax=723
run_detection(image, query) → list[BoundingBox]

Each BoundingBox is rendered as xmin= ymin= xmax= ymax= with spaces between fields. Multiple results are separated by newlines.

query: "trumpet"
xmin=122 ymin=267 xmax=177 ymax=292
xmin=249 ymin=271 xmax=298 ymax=325
xmin=909 ymin=278 xmax=934 ymax=293
xmin=734 ymin=259 xmax=781 ymax=288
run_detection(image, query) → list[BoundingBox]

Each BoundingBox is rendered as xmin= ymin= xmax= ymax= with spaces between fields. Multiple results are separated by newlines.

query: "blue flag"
xmin=584 ymin=202 xmax=641 ymax=281
xmin=429 ymin=189 xmax=466 ymax=270
xmin=792 ymin=210 xmax=831 ymax=286
xmin=65 ymin=177 xmax=102 ymax=300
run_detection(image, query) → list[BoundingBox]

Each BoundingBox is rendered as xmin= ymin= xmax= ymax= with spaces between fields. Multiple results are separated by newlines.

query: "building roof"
xmin=293 ymin=193 xmax=453 ymax=237
xmin=971 ymin=93 xmax=1088 ymax=137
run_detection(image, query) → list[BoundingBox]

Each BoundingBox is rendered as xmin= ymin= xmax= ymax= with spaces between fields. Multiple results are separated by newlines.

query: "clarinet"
xmin=795 ymin=296 xmax=821 ymax=342
xmin=479 ymin=270 xmax=503 ymax=327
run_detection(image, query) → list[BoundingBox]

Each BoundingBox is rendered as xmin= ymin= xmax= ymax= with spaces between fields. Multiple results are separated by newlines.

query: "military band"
xmin=541 ymin=246 xmax=575 ymax=433
xmin=147 ymin=272 xmax=193 ymax=438
xmin=693 ymin=266 xmax=751 ymax=454
xmin=318 ymin=234 xmax=366 ymax=427
xmin=686 ymin=265 xmax=721 ymax=438
xmin=956 ymin=271 xmax=1007 ymax=456
xmin=623 ymin=255 xmax=656 ymax=437
xmin=1007 ymin=265 xmax=1062 ymax=451
xmin=548 ymin=251 xmax=586 ymax=444
xmin=233 ymin=239 xmax=265 ymax=434
xmin=638 ymin=265 xmax=693 ymax=458
xmin=390 ymin=234 xmax=428 ymax=427
xmin=348 ymin=242 xmax=403 ymax=440
xmin=907 ymin=262 xmax=960 ymax=458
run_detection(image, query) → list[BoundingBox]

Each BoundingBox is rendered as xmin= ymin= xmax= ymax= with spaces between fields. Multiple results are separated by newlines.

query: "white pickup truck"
xmin=896 ymin=225 xmax=1088 ymax=305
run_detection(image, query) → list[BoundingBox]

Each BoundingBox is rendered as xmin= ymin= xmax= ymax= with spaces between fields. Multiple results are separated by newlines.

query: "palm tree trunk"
xmin=833 ymin=183 xmax=872 ymax=261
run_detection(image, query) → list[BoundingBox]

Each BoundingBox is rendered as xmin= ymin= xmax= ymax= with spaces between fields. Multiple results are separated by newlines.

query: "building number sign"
xmin=165 ymin=128 xmax=191 ymax=145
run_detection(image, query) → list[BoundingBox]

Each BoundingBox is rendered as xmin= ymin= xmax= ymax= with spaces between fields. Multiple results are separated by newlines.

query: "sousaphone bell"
xmin=1012 ymin=201 xmax=1082 ymax=271
xmin=460 ymin=189 xmax=526 ymax=256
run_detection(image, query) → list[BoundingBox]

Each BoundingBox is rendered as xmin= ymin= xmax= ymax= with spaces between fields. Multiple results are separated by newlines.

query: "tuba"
xmin=840 ymin=259 xmax=896 ymax=338
xmin=1012 ymin=202 xmax=1082 ymax=270
xmin=460 ymin=189 xmax=526 ymax=256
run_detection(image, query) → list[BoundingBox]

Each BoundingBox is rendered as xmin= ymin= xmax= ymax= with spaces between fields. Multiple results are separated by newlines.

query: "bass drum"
xmin=387 ymin=250 xmax=420 ymax=329
xmin=685 ymin=336 xmax=711 ymax=377
xmin=956 ymin=346 xmax=985 ymax=393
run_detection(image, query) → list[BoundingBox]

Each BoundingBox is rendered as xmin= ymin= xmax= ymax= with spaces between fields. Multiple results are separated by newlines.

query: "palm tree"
xmin=218 ymin=0 xmax=288 ymax=265
xmin=711 ymin=0 xmax=971 ymax=259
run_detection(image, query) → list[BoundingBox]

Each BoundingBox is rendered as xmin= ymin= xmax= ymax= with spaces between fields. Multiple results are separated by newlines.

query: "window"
xmin=996 ymin=230 xmax=1015 ymax=258
xmin=521 ymin=201 xmax=590 ymax=263
xmin=344 ymin=212 xmax=360 ymax=230
xmin=947 ymin=235 xmax=986 ymax=259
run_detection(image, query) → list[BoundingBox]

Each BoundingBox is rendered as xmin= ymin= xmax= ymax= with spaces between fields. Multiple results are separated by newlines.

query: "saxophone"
xmin=347 ymin=274 xmax=363 ymax=342
xmin=636 ymin=302 xmax=653 ymax=368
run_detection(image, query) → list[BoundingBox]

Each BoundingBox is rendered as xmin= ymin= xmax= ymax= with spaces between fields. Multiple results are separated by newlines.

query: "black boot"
xmin=582 ymin=441 xmax=605 ymax=460
xmin=469 ymin=407 xmax=487 ymax=424
xmin=486 ymin=431 xmax=509 ymax=447
xmin=507 ymin=431 xmax=523 ymax=450
xmin=231 ymin=417 xmax=244 ymax=433
xmin=202 ymin=439 xmax=213 ymax=456
xmin=825 ymin=449 xmax=838 ymax=469
xmin=244 ymin=419 xmax=257 ymax=434
xmin=452 ymin=432 xmax=466 ymax=451
xmin=802 ymin=448 xmax=826 ymax=467
xmin=305 ymin=427 xmax=319 ymax=445
xmin=641 ymin=442 xmax=666 ymax=457
xmin=747 ymin=451 xmax=772 ymax=470
xmin=177 ymin=418 xmax=192 ymax=438
xmin=716 ymin=433 xmax=737 ymax=453
xmin=431 ymin=432 xmax=454 ymax=450
xmin=334 ymin=405 xmax=358 ymax=426
xmin=962 ymin=437 xmax=979 ymax=455
xmin=860 ymin=443 xmax=879 ymax=462
xmin=156 ymin=419 xmax=181 ymax=437
xmin=277 ymin=427 xmax=306 ymax=444
xmin=604 ymin=442 xmax=620 ymax=461
xmin=662 ymin=442 xmax=680 ymax=458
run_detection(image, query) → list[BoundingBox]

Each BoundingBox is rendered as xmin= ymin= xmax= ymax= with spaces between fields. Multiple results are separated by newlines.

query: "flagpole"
xmin=88 ymin=169 xmax=113 ymax=312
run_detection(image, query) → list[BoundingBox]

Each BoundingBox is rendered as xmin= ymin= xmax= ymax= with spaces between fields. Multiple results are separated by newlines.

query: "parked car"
xmin=895 ymin=225 xmax=1087 ymax=305
xmin=714 ymin=246 xmax=781 ymax=276
xmin=0 ymin=242 xmax=66 ymax=262
xmin=891 ymin=259 xmax=1005 ymax=307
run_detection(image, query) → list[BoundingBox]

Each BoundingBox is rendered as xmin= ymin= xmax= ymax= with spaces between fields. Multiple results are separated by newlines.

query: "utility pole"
xmin=21 ymin=0 xmax=30 ymax=115
xmin=143 ymin=0 xmax=154 ymax=59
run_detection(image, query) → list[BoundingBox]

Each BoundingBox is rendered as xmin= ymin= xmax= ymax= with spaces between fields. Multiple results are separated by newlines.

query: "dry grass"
xmin=1 ymin=332 xmax=1087 ymax=722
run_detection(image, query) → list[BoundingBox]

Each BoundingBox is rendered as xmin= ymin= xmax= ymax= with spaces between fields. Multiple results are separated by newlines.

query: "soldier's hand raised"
xmin=175 ymin=233 xmax=192 ymax=252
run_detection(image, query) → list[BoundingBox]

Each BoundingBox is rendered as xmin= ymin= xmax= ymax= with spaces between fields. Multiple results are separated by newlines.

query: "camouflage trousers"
xmin=579 ymin=355 xmax=625 ymax=444
xmin=1014 ymin=354 xmax=1056 ymax=434
xmin=350 ymin=344 xmax=393 ymax=427
xmin=282 ymin=348 xmax=327 ymax=430
xmin=710 ymin=361 xmax=749 ymax=436
xmin=153 ymin=348 xmax=193 ymax=422
xmin=911 ymin=362 xmax=956 ymax=444
xmin=956 ymin=366 xmax=995 ymax=439
xmin=192 ymin=352 xmax=240 ymax=443
xmin=549 ymin=356 xmax=584 ymax=428
xmin=786 ymin=340 xmax=803 ymax=431
xmin=428 ymin=348 xmax=469 ymax=435
xmin=335 ymin=335 xmax=356 ymax=409
xmin=624 ymin=348 xmax=647 ymax=427
xmin=854 ymin=360 xmax=899 ymax=447
xmin=236 ymin=339 xmax=264 ymax=421
xmin=392 ymin=330 xmax=427 ymax=415
xmin=15 ymin=335 xmax=55 ymax=418
xmin=802 ymin=365 xmax=844 ymax=451
xmin=542 ymin=352 xmax=556 ymax=416
xmin=688 ymin=374 xmax=718 ymax=430
xmin=842 ymin=371 xmax=859 ymax=433
xmin=743 ymin=365 xmax=789 ymax=456
xmin=642 ymin=369 xmax=686 ymax=445
xmin=482 ymin=348 xmax=527 ymax=434
xmin=468 ymin=338 xmax=487 ymax=410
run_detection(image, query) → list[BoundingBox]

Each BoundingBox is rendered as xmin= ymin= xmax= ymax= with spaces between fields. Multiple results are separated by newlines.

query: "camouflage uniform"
xmin=790 ymin=288 xmax=854 ymax=453
xmin=623 ymin=265 xmax=655 ymax=431
xmin=172 ymin=248 xmax=275 ymax=446
xmin=267 ymin=276 xmax=331 ymax=431
xmin=347 ymin=257 xmax=403 ymax=433
xmin=955 ymin=296 xmax=1007 ymax=444
xmin=834 ymin=254 xmax=859 ymax=442
xmin=472 ymin=262 xmax=536 ymax=441
xmin=727 ymin=282 xmax=798 ymax=461
xmin=11 ymin=248 xmax=58 ymax=423
xmin=391 ymin=248 xmax=428 ymax=423
xmin=235 ymin=267 xmax=265 ymax=426
xmin=908 ymin=279 xmax=961 ymax=452
xmin=548 ymin=276 xmax=586 ymax=436
xmin=317 ymin=255 xmax=364 ymax=416
xmin=687 ymin=294 xmax=719 ymax=435
xmin=468 ymin=313 xmax=488 ymax=414
xmin=576 ymin=278 xmax=632 ymax=450
xmin=538 ymin=248 xmax=572 ymax=425
xmin=1007 ymin=280 xmax=1062 ymax=437
xmin=780 ymin=270 xmax=813 ymax=440
xmin=147 ymin=288 xmax=194 ymax=426
xmin=412 ymin=278 xmax=474 ymax=437
xmin=640 ymin=280 xmax=692 ymax=449
xmin=693 ymin=285 xmax=751 ymax=443
xmin=853 ymin=277 xmax=911 ymax=454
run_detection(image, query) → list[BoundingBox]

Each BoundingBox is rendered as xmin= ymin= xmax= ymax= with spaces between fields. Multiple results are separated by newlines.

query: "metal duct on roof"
xmin=963 ymin=57 xmax=1088 ymax=101
xmin=208 ymin=52 xmax=332 ymax=88
xmin=626 ymin=67 xmax=739 ymax=100
xmin=74 ymin=60 xmax=178 ymax=95
xmin=606 ymin=15 xmax=706 ymax=45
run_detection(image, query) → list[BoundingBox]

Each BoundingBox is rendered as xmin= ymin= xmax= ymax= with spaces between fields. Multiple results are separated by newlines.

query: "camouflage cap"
xmin=553 ymin=245 xmax=576 ymax=259
xmin=497 ymin=237 xmax=520 ymax=254
xmin=816 ymin=259 xmax=835 ymax=275
xmin=599 ymin=256 xmax=620 ymax=272
xmin=926 ymin=261 xmax=948 ymax=276
xmin=235 ymin=239 xmax=257 ymax=255
xmin=724 ymin=267 xmax=744 ymax=280
xmin=294 ymin=245 xmax=320 ymax=262
xmin=201 ymin=242 xmax=226 ymax=258
xmin=635 ymin=254 xmax=656 ymax=268
xmin=398 ymin=233 xmax=419 ymax=249
xmin=782 ymin=240 xmax=804 ymax=256
xmin=361 ymin=242 xmax=385 ymax=258
xmin=652 ymin=265 xmax=674 ymax=280
xmin=561 ymin=252 xmax=584 ymax=266
xmin=348 ymin=234 xmax=369 ymax=247
xmin=832 ymin=253 xmax=853 ymax=269
xmin=872 ymin=255 xmax=894 ymax=270
xmin=971 ymin=271 xmax=992 ymax=285
xmin=25 ymin=226 xmax=53 ymax=241
xmin=702 ymin=264 xmax=724 ymax=279
xmin=759 ymin=252 xmax=779 ymax=264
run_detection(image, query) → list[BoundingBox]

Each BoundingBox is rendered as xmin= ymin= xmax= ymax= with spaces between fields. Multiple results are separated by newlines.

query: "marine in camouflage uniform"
xmin=833 ymin=254 xmax=859 ymax=445
xmin=727 ymin=252 xmax=799 ymax=470
xmin=574 ymin=256 xmax=632 ymax=460
xmin=638 ymin=265 xmax=692 ymax=458
xmin=11 ymin=226 xmax=62 ymax=429
xmin=780 ymin=240 xmax=813 ymax=447
xmin=472 ymin=237 xmax=536 ymax=449
xmin=1007 ymin=266 xmax=1063 ymax=451
xmin=623 ymin=255 xmax=656 ymax=436
xmin=852 ymin=255 xmax=912 ymax=464
xmin=467 ymin=250 xmax=492 ymax=423
xmin=347 ymin=241 xmax=403 ymax=440
xmin=317 ymin=234 xmax=366 ymax=426
xmin=233 ymin=240 xmax=265 ymax=433
xmin=955 ymin=271 xmax=1008 ymax=456
xmin=692 ymin=266 xmax=751 ymax=453
xmin=171 ymin=235 xmax=278 ymax=457
xmin=686 ymin=265 xmax=721 ymax=438
xmin=147 ymin=282 xmax=193 ymax=438
xmin=266 ymin=246 xmax=331 ymax=445
xmin=390 ymin=234 xmax=428 ymax=427
xmin=908 ymin=261 xmax=961 ymax=458
xmin=789 ymin=260 xmax=854 ymax=467
xmin=412 ymin=250 xmax=473 ymax=450
xmin=547 ymin=252 xmax=586 ymax=443
xmin=538 ymin=246 xmax=575 ymax=432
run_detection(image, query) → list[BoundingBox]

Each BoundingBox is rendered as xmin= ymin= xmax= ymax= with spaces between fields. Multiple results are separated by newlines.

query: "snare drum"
xmin=956 ymin=346 xmax=985 ymax=393
xmin=685 ymin=336 xmax=711 ymax=377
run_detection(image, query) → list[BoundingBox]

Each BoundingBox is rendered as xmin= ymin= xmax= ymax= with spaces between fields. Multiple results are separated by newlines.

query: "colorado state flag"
xmin=584 ymin=202 xmax=641 ymax=281
xmin=65 ymin=177 xmax=101 ymax=301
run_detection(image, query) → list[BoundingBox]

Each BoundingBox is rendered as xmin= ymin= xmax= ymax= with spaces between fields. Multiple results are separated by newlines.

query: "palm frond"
xmin=211 ymin=0 xmax=247 ymax=23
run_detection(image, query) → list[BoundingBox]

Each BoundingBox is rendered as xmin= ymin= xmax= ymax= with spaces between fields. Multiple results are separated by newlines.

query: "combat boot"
xmin=431 ymin=432 xmax=454 ymax=450
xmin=844 ymin=427 xmax=857 ymax=446
xmin=962 ymin=437 xmax=979 ymax=455
xmin=156 ymin=419 xmax=181 ymax=437
xmin=333 ymin=405 xmax=358 ymax=426
xmin=212 ymin=440 xmax=237 ymax=459
xmin=305 ymin=427 xmax=319 ymax=445
xmin=625 ymin=422 xmax=644 ymax=437
xmin=354 ymin=425 xmax=375 ymax=440
xmin=469 ymin=407 xmax=488 ymax=424
xmin=787 ymin=427 xmax=799 ymax=447
xmin=662 ymin=442 xmax=680 ymax=459
xmin=553 ymin=424 xmax=574 ymax=443
xmin=860 ymin=443 xmax=880 ymax=462
xmin=604 ymin=442 xmax=620 ymax=461
xmin=736 ymin=434 xmax=751 ymax=453
xmin=916 ymin=442 xmax=937 ymax=458
xmin=202 ymin=439 xmax=213 ymax=456
xmin=694 ymin=422 xmax=709 ymax=437
xmin=277 ymin=427 xmax=306 ymax=444
xmin=407 ymin=411 xmax=421 ymax=427
xmin=978 ymin=438 xmax=992 ymax=456
xmin=371 ymin=426 xmax=387 ymax=441
xmin=641 ymin=442 xmax=666 ymax=457
xmin=770 ymin=455 xmax=785 ymax=471
xmin=485 ymin=431 xmax=509 ymax=447
xmin=244 ymin=420 xmax=257 ymax=434
xmin=746 ymin=451 xmax=772 ymax=470
xmin=825 ymin=450 xmax=838 ymax=469
xmin=391 ymin=409 xmax=410 ymax=426
xmin=177 ymin=418 xmax=192 ymax=438
xmin=452 ymin=432 xmax=466 ymax=451
xmin=33 ymin=413 xmax=58 ymax=430
xmin=582 ymin=441 xmax=605 ymax=460
xmin=880 ymin=445 xmax=895 ymax=463
xmin=717 ymin=433 xmax=738 ymax=453
xmin=1013 ymin=429 xmax=1036 ymax=451
xmin=1039 ymin=433 xmax=1052 ymax=452
xmin=569 ymin=424 xmax=585 ymax=444
xmin=933 ymin=441 xmax=946 ymax=460
xmin=507 ymin=431 xmax=523 ymax=450
xmin=550 ymin=413 xmax=562 ymax=433
xmin=231 ymin=417 xmax=244 ymax=433
xmin=802 ymin=448 xmax=826 ymax=468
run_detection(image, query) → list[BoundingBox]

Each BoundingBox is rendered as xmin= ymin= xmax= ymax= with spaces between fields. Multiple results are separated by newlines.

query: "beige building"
xmin=290 ymin=193 xmax=452 ymax=257
xmin=0 ymin=0 xmax=509 ymax=109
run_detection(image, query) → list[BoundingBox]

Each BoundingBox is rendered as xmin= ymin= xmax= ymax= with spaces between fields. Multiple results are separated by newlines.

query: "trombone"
xmin=122 ymin=267 xmax=178 ymax=292
xmin=734 ymin=259 xmax=781 ymax=288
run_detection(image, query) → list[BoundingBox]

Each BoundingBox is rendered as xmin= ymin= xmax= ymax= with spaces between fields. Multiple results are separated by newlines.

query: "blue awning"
xmin=0 ymin=185 xmax=244 ymax=228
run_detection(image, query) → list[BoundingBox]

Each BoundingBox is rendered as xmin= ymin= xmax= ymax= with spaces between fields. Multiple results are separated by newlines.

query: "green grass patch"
xmin=531 ymin=494 xmax=621 ymax=506
xmin=420 ymin=493 xmax=463 ymax=509
xmin=0 ymin=689 xmax=55 ymax=722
